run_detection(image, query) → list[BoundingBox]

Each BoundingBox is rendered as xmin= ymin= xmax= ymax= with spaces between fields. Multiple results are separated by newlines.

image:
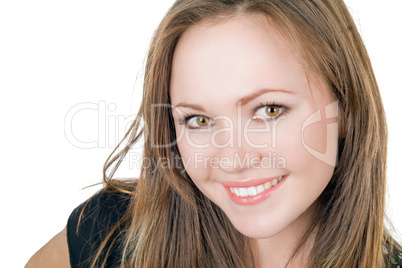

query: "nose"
xmin=212 ymin=118 xmax=265 ymax=174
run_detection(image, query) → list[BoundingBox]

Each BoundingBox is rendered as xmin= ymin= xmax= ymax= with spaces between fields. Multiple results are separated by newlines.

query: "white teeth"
xmin=256 ymin=185 xmax=265 ymax=194
xmin=239 ymin=188 xmax=248 ymax=197
xmin=234 ymin=188 xmax=240 ymax=196
xmin=229 ymin=176 xmax=285 ymax=197
xmin=264 ymin=181 xmax=272 ymax=189
xmin=247 ymin=187 xmax=257 ymax=196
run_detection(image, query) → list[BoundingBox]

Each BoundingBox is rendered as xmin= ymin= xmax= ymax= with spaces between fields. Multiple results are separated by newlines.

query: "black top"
xmin=66 ymin=189 xmax=130 ymax=268
xmin=67 ymin=190 xmax=402 ymax=268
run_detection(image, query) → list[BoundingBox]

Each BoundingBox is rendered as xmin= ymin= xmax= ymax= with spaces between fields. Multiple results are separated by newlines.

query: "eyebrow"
xmin=172 ymin=88 xmax=295 ymax=112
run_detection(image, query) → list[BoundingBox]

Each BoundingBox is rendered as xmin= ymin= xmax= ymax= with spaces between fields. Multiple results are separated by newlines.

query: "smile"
xmin=223 ymin=175 xmax=288 ymax=205
xmin=229 ymin=175 xmax=283 ymax=197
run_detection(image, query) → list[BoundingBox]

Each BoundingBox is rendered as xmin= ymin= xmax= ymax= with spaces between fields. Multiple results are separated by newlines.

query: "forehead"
xmin=169 ymin=14 xmax=328 ymax=107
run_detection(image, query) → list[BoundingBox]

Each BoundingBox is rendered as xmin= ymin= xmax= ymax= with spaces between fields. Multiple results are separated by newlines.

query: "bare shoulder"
xmin=25 ymin=227 xmax=70 ymax=268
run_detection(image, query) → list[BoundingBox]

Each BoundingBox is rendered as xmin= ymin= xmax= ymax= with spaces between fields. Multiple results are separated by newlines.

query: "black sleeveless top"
xmin=66 ymin=190 xmax=130 ymax=268
xmin=67 ymin=189 xmax=402 ymax=268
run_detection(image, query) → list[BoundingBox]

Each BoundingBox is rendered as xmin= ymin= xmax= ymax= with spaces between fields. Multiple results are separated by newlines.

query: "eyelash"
xmin=178 ymin=102 xmax=289 ymax=130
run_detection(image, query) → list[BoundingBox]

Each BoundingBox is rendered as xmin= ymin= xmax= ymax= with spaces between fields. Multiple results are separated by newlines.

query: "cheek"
xmin=275 ymin=105 xmax=338 ymax=178
xmin=303 ymin=122 xmax=327 ymax=153
xmin=268 ymin=109 xmax=337 ymax=223
xmin=176 ymin=132 xmax=212 ymax=184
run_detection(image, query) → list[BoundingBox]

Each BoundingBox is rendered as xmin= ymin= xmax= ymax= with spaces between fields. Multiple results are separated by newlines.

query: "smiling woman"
xmin=170 ymin=16 xmax=339 ymax=249
xmin=26 ymin=0 xmax=401 ymax=268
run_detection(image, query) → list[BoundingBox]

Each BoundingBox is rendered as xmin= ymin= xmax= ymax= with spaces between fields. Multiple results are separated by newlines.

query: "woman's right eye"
xmin=180 ymin=114 xmax=214 ymax=129
xmin=188 ymin=116 xmax=211 ymax=129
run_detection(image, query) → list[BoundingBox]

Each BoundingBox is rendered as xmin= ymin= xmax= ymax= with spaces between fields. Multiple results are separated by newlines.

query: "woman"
xmin=27 ymin=0 xmax=402 ymax=267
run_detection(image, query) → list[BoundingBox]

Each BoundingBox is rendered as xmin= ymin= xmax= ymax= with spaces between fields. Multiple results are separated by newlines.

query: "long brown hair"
xmin=87 ymin=0 xmax=400 ymax=267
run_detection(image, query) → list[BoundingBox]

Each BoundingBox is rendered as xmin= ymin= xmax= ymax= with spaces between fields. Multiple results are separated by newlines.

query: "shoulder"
xmin=67 ymin=188 xmax=132 ymax=267
xmin=26 ymin=184 xmax=134 ymax=268
xmin=67 ymin=187 xmax=131 ymax=235
xmin=25 ymin=227 xmax=70 ymax=268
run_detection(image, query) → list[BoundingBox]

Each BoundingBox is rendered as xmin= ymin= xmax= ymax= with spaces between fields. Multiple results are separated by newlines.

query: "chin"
xmin=235 ymin=224 xmax=289 ymax=240
xmin=226 ymin=211 xmax=291 ymax=239
xmin=225 ymin=201 xmax=315 ymax=240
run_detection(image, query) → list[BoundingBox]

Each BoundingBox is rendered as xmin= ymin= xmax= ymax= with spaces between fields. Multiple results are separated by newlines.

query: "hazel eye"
xmin=266 ymin=105 xmax=280 ymax=117
xmin=253 ymin=104 xmax=284 ymax=120
xmin=187 ymin=116 xmax=212 ymax=128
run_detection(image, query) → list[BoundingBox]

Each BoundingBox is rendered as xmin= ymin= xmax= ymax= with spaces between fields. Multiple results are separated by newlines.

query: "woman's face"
xmin=169 ymin=15 xmax=338 ymax=239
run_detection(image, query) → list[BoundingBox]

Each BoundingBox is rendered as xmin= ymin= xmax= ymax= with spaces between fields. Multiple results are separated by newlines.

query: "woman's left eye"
xmin=252 ymin=104 xmax=285 ymax=120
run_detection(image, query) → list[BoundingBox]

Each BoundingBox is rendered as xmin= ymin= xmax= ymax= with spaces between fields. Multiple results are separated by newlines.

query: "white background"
xmin=0 ymin=1 xmax=400 ymax=267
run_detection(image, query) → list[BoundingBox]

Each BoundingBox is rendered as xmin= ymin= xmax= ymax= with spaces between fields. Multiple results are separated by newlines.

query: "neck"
xmin=249 ymin=202 xmax=318 ymax=268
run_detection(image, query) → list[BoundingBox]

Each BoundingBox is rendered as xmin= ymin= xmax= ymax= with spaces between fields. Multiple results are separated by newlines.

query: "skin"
xmin=25 ymin=227 xmax=70 ymax=267
xmin=170 ymin=15 xmax=338 ymax=267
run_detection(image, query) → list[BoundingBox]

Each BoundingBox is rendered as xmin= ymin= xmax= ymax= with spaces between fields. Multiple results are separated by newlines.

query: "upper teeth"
xmin=229 ymin=176 xmax=283 ymax=197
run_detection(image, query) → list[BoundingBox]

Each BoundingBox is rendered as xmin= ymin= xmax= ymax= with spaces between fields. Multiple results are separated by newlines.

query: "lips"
xmin=222 ymin=174 xmax=288 ymax=205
